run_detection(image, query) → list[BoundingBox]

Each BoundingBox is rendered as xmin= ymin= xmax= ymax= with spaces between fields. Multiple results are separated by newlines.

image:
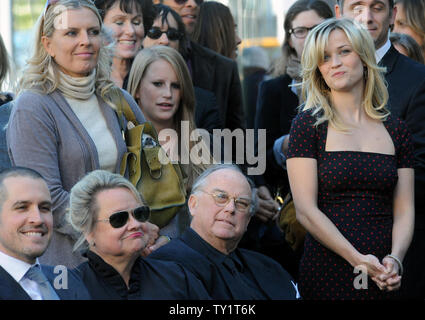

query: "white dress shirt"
xmin=376 ymin=38 xmax=392 ymax=63
xmin=0 ymin=250 xmax=43 ymax=300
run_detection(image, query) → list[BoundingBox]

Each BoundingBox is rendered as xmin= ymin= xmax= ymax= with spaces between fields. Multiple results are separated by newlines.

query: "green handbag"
xmin=111 ymin=89 xmax=187 ymax=228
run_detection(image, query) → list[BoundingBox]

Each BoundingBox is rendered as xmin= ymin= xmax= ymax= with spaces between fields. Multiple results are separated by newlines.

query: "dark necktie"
xmin=25 ymin=265 xmax=60 ymax=300
xmin=223 ymin=256 xmax=259 ymax=300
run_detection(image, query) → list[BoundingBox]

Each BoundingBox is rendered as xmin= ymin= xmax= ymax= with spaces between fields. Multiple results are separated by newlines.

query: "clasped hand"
xmin=359 ymin=254 xmax=402 ymax=292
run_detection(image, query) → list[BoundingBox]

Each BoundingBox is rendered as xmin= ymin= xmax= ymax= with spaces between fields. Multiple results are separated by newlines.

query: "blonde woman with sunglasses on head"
xmin=6 ymin=0 xmax=156 ymax=268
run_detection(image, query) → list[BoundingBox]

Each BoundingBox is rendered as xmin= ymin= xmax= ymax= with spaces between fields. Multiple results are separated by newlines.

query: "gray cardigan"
xmin=6 ymin=88 xmax=145 ymax=247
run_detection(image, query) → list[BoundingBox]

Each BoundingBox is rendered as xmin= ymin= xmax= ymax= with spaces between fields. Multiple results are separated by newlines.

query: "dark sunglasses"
xmin=97 ymin=206 xmax=150 ymax=228
xmin=174 ymin=0 xmax=204 ymax=5
xmin=147 ymin=27 xmax=183 ymax=41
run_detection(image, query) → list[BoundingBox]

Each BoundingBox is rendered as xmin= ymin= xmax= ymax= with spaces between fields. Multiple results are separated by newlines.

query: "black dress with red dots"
xmin=287 ymin=111 xmax=414 ymax=300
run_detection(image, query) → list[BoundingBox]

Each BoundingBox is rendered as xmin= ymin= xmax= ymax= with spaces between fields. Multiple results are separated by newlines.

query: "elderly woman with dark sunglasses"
xmin=68 ymin=170 xmax=211 ymax=299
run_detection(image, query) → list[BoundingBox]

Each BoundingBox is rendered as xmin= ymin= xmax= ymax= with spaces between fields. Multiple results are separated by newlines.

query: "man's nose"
xmin=355 ymin=7 xmax=374 ymax=25
xmin=27 ymin=207 xmax=44 ymax=224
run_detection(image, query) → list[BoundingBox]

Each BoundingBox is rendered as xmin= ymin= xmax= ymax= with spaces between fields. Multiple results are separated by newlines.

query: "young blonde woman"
xmin=127 ymin=45 xmax=212 ymax=238
xmin=287 ymin=18 xmax=415 ymax=300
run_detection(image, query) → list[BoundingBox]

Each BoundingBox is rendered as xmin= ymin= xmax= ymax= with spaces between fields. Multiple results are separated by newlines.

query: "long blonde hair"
xmin=301 ymin=18 xmax=389 ymax=131
xmin=18 ymin=0 xmax=114 ymax=100
xmin=127 ymin=46 xmax=211 ymax=190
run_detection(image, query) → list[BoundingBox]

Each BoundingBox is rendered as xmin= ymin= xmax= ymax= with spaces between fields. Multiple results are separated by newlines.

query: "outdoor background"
xmin=0 ymin=0 xmax=336 ymax=90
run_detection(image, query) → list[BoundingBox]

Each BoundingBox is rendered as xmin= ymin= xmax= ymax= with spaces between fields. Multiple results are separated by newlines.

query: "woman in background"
xmin=94 ymin=0 xmax=153 ymax=88
xmin=191 ymin=1 xmax=241 ymax=60
xmin=142 ymin=4 xmax=221 ymax=133
xmin=393 ymin=0 xmax=425 ymax=60
xmin=390 ymin=32 xmax=424 ymax=64
xmin=127 ymin=45 xmax=212 ymax=238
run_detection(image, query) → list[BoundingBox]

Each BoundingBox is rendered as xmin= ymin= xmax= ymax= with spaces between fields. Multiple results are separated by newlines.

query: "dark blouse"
xmin=74 ymin=251 xmax=211 ymax=300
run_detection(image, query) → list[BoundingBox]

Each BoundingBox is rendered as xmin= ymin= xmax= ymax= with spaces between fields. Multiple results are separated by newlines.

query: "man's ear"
xmin=41 ymin=35 xmax=55 ymax=58
xmin=390 ymin=5 xmax=397 ymax=25
xmin=188 ymin=194 xmax=198 ymax=217
xmin=335 ymin=4 xmax=342 ymax=18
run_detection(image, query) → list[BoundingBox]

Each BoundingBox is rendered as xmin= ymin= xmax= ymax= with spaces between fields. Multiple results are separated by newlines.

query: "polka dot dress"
xmin=287 ymin=111 xmax=414 ymax=300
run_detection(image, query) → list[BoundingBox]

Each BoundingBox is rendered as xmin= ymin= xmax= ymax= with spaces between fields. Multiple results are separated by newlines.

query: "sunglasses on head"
xmin=97 ymin=206 xmax=150 ymax=228
xmin=147 ymin=27 xmax=183 ymax=41
xmin=43 ymin=0 xmax=95 ymax=17
xmin=174 ymin=0 xmax=204 ymax=5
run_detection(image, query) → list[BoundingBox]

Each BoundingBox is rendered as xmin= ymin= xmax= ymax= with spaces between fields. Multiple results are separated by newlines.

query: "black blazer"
xmin=194 ymin=86 xmax=222 ymax=132
xmin=0 ymin=265 xmax=91 ymax=300
xmin=149 ymin=228 xmax=299 ymax=300
xmin=75 ymin=251 xmax=211 ymax=300
xmin=381 ymin=46 xmax=425 ymax=214
xmin=189 ymin=41 xmax=245 ymax=130
xmin=254 ymin=74 xmax=299 ymax=193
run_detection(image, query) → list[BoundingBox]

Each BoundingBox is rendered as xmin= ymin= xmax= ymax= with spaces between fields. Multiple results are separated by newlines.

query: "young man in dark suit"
xmin=0 ymin=167 xmax=90 ymax=300
xmin=336 ymin=0 xmax=425 ymax=299
xmin=149 ymin=164 xmax=300 ymax=300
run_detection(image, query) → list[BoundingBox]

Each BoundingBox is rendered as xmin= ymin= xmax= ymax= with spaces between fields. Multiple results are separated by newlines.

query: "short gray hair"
xmin=190 ymin=163 xmax=257 ymax=216
xmin=67 ymin=170 xmax=144 ymax=252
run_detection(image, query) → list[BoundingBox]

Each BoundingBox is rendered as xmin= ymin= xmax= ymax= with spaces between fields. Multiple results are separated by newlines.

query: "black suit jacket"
xmin=193 ymin=86 xmax=222 ymax=132
xmin=189 ymin=41 xmax=245 ymax=130
xmin=381 ymin=46 xmax=425 ymax=215
xmin=149 ymin=228 xmax=299 ymax=300
xmin=0 ymin=265 xmax=91 ymax=300
xmin=253 ymin=74 xmax=299 ymax=193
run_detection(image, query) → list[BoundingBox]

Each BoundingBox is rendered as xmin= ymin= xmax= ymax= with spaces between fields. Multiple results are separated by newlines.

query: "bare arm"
xmin=377 ymin=168 xmax=415 ymax=290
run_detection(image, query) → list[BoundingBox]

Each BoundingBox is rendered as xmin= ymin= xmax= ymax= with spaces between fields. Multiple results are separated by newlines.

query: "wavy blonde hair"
xmin=18 ymin=0 xmax=114 ymax=101
xmin=127 ymin=46 xmax=211 ymax=190
xmin=301 ymin=18 xmax=389 ymax=131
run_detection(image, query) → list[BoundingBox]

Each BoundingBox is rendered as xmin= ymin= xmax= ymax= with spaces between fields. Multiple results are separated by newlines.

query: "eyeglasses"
xmin=174 ymin=0 xmax=204 ymax=5
xmin=199 ymin=190 xmax=252 ymax=213
xmin=289 ymin=25 xmax=318 ymax=39
xmin=97 ymin=206 xmax=150 ymax=228
xmin=146 ymin=27 xmax=183 ymax=41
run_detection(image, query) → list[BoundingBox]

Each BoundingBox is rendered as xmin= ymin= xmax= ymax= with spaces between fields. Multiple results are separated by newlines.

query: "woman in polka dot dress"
xmin=286 ymin=18 xmax=415 ymax=300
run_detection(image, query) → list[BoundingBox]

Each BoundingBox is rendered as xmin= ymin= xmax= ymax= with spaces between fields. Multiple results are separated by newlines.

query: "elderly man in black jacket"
xmin=150 ymin=164 xmax=300 ymax=300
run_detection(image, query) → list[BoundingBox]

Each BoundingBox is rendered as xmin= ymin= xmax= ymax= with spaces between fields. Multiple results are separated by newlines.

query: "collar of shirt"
xmin=185 ymin=228 xmax=244 ymax=271
xmin=0 ymin=250 xmax=39 ymax=282
xmin=376 ymin=38 xmax=391 ymax=63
